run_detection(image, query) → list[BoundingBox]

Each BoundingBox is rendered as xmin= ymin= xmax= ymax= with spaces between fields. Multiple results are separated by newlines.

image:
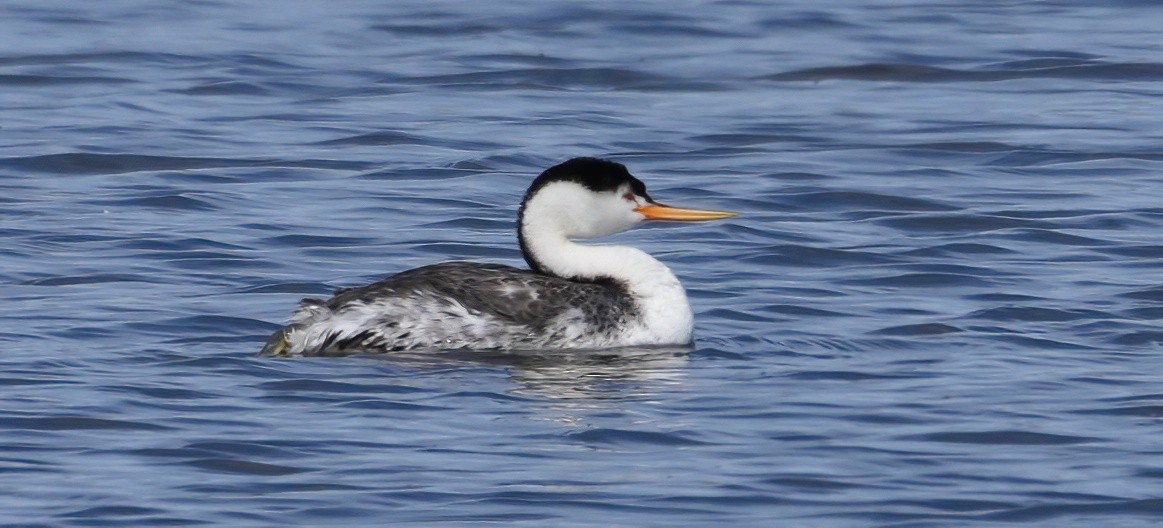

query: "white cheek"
xmin=610 ymin=202 xmax=644 ymax=234
xmin=577 ymin=196 xmax=634 ymax=238
xmin=625 ymin=206 xmax=645 ymax=226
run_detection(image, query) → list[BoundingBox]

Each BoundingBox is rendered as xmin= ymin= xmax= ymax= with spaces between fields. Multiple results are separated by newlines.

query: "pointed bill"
xmin=635 ymin=204 xmax=738 ymax=221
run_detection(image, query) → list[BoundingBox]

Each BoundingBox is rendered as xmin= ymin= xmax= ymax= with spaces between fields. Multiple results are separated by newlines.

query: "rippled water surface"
xmin=4 ymin=1 xmax=1163 ymax=526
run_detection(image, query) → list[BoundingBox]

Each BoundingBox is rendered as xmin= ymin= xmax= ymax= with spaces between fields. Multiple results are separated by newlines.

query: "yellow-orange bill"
xmin=635 ymin=204 xmax=738 ymax=221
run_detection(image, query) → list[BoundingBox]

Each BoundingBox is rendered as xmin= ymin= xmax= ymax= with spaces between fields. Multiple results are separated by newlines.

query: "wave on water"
xmin=766 ymin=59 xmax=1163 ymax=82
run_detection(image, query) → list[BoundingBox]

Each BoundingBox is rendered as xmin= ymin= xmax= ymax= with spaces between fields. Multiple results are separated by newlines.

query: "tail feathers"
xmin=262 ymin=299 xmax=408 ymax=356
xmin=291 ymin=298 xmax=331 ymax=324
xmin=258 ymin=324 xmax=392 ymax=357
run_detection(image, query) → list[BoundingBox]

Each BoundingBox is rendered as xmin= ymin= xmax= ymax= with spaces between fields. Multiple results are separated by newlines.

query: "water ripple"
xmin=767 ymin=60 xmax=1163 ymax=83
xmin=903 ymin=430 xmax=1102 ymax=445
xmin=392 ymin=67 xmax=727 ymax=92
xmin=563 ymin=428 xmax=709 ymax=446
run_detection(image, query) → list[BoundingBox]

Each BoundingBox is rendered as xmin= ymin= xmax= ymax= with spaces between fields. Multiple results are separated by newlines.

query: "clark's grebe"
xmin=261 ymin=157 xmax=736 ymax=356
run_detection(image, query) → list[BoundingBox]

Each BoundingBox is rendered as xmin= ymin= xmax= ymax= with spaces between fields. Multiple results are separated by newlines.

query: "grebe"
xmin=261 ymin=157 xmax=736 ymax=357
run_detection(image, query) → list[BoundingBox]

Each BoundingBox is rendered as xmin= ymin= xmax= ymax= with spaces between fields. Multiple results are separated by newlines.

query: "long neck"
xmin=519 ymin=220 xmax=695 ymax=344
xmin=522 ymin=226 xmax=670 ymax=286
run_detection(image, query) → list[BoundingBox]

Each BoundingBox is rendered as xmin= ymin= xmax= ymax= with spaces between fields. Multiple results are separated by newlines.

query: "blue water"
xmin=3 ymin=1 xmax=1163 ymax=526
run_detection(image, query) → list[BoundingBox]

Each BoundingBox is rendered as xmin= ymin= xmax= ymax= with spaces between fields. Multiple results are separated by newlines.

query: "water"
xmin=3 ymin=1 xmax=1163 ymax=526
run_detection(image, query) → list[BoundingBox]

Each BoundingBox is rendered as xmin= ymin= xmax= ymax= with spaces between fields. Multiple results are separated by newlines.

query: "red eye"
xmin=623 ymin=192 xmax=636 ymax=201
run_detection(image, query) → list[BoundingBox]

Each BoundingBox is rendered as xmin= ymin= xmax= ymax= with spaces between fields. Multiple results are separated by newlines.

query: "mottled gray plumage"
xmin=263 ymin=262 xmax=638 ymax=356
xmin=329 ymin=262 xmax=633 ymax=328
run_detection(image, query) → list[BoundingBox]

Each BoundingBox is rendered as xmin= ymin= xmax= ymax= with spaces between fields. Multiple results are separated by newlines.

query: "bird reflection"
xmin=358 ymin=345 xmax=692 ymax=401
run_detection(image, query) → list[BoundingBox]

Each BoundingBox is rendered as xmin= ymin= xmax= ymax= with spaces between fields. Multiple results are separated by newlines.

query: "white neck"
xmin=521 ymin=227 xmax=694 ymax=345
xmin=517 ymin=179 xmax=696 ymax=345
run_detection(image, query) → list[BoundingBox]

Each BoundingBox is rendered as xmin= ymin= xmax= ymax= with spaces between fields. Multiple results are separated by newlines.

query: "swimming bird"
xmin=261 ymin=157 xmax=736 ymax=357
